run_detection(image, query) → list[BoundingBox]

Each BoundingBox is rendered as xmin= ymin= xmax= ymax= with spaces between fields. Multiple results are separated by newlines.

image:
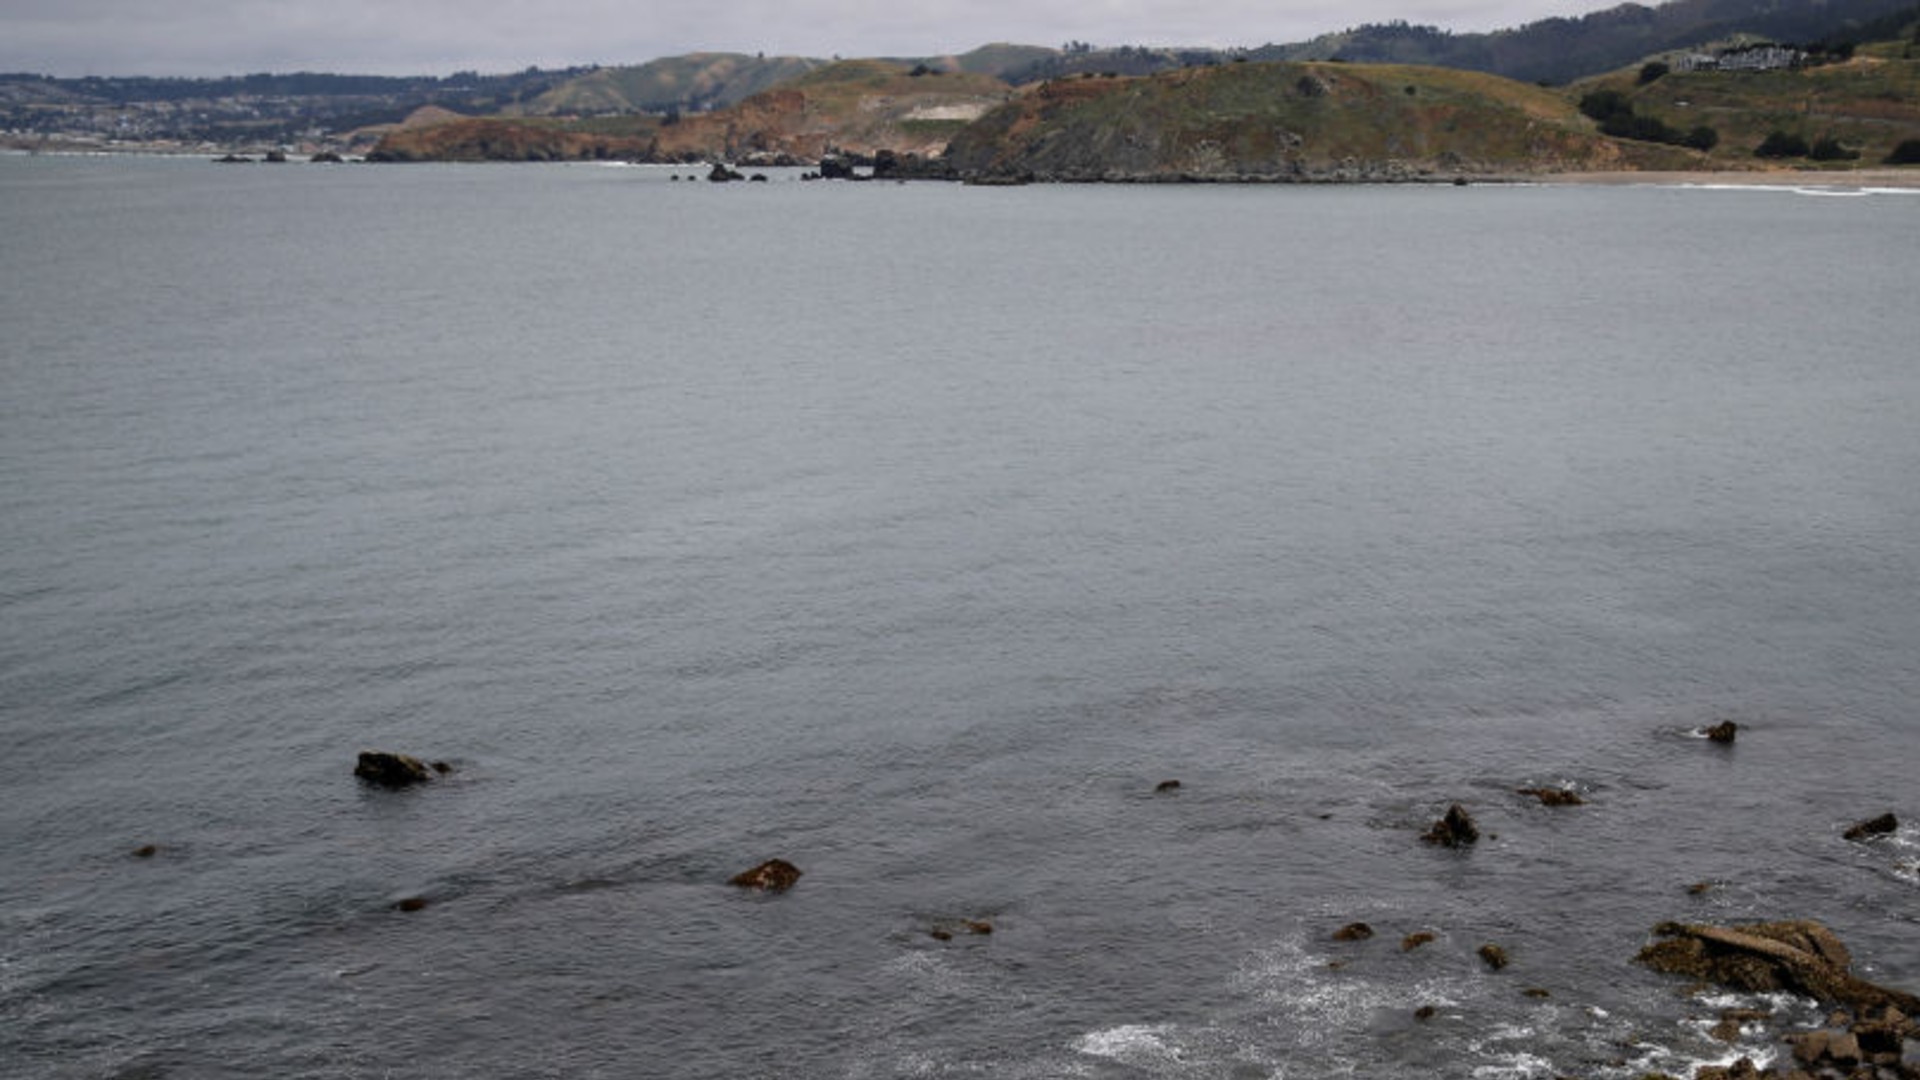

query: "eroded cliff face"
xmin=942 ymin=61 xmax=1683 ymax=182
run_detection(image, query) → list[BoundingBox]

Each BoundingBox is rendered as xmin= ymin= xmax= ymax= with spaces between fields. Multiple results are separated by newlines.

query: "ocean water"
xmin=1 ymin=153 xmax=1917 ymax=1079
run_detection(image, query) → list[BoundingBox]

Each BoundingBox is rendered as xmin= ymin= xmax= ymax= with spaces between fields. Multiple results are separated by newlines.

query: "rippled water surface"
xmin=2 ymin=155 xmax=1917 ymax=1078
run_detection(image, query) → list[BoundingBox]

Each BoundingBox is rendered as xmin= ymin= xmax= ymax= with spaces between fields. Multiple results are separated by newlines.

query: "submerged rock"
xmin=1704 ymin=720 xmax=1739 ymax=743
xmin=1478 ymin=943 xmax=1510 ymax=971
xmin=729 ymin=858 xmax=803 ymax=892
xmin=1333 ymin=922 xmax=1375 ymax=941
xmin=1517 ymin=787 xmax=1585 ymax=806
xmin=1843 ymin=812 xmax=1899 ymax=841
xmin=1637 ymin=920 xmax=1920 ymax=1013
xmin=1402 ymin=931 xmax=1437 ymax=952
xmin=354 ymin=750 xmax=437 ymax=788
xmin=1154 ymin=779 xmax=1182 ymax=793
xmin=1422 ymin=803 xmax=1480 ymax=847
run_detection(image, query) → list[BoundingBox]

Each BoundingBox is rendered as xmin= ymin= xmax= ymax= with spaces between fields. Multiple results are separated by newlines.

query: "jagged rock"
xmin=1479 ymin=943 xmax=1510 ymax=970
xmin=1843 ymin=812 xmax=1899 ymax=841
xmin=1693 ymin=1057 xmax=1762 ymax=1080
xmin=1711 ymin=1008 xmax=1770 ymax=1042
xmin=1333 ymin=922 xmax=1374 ymax=941
xmin=1704 ymin=720 xmax=1738 ymax=743
xmin=706 ymin=162 xmax=745 ymax=182
xmin=1637 ymin=920 xmax=1920 ymax=1014
xmin=354 ymin=750 xmax=436 ymax=788
xmin=1422 ymin=803 xmax=1480 ymax=847
xmin=817 ymin=156 xmax=863 ymax=180
xmin=1518 ymin=787 xmax=1586 ymax=806
xmin=729 ymin=858 xmax=802 ymax=892
xmin=1402 ymin=931 xmax=1437 ymax=951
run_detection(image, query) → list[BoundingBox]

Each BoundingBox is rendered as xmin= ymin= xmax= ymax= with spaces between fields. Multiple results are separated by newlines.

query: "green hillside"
xmin=942 ymin=61 xmax=1696 ymax=182
xmin=1573 ymin=51 xmax=1920 ymax=165
xmin=523 ymin=53 xmax=824 ymax=115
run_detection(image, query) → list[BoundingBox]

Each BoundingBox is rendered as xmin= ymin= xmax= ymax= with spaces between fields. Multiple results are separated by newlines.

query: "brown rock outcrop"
xmin=729 ymin=858 xmax=803 ymax=893
xmin=1843 ymin=812 xmax=1899 ymax=841
xmin=1637 ymin=920 xmax=1920 ymax=1014
xmin=1422 ymin=804 xmax=1480 ymax=847
xmin=354 ymin=750 xmax=437 ymax=788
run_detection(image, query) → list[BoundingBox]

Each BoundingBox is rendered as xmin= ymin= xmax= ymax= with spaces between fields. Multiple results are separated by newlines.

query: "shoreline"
xmin=1523 ymin=167 xmax=1920 ymax=189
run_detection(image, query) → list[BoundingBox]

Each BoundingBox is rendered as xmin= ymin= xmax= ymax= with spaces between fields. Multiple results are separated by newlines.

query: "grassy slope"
xmin=523 ymin=53 xmax=825 ymax=115
xmin=1577 ymin=53 xmax=1920 ymax=165
xmin=944 ymin=61 xmax=1698 ymax=179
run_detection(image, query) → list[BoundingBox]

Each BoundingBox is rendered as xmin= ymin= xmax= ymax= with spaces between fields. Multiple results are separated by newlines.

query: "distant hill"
xmin=1254 ymin=0 xmax=1920 ymax=84
xmin=521 ymin=53 xmax=825 ymax=115
xmin=521 ymin=45 xmax=1057 ymax=116
xmin=370 ymin=60 xmax=1014 ymax=163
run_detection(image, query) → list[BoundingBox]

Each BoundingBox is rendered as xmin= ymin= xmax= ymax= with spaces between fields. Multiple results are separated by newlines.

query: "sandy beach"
xmin=1530 ymin=167 xmax=1920 ymax=188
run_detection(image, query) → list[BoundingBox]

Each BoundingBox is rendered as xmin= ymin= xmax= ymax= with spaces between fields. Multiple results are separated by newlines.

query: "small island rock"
xmin=1422 ymin=803 xmax=1480 ymax=847
xmin=1843 ymin=812 xmax=1899 ymax=841
xmin=729 ymin=858 xmax=803 ymax=892
xmin=354 ymin=750 xmax=436 ymax=788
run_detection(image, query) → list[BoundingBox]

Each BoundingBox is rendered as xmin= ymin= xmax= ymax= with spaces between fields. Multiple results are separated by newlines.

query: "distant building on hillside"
xmin=1675 ymin=45 xmax=1807 ymax=72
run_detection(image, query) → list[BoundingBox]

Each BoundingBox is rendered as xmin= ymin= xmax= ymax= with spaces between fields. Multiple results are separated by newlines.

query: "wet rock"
xmin=1333 ymin=922 xmax=1375 ymax=941
xmin=1414 ymin=1004 xmax=1437 ymax=1021
xmin=1154 ymin=779 xmax=1182 ymax=793
xmin=1517 ymin=787 xmax=1586 ymax=806
xmin=706 ymin=162 xmax=745 ymax=182
xmin=818 ymin=156 xmax=864 ymax=180
xmin=1422 ymin=803 xmax=1480 ymax=847
xmin=1704 ymin=720 xmax=1738 ymax=743
xmin=394 ymin=896 xmax=429 ymax=913
xmin=1479 ymin=943 xmax=1509 ymax=971
xmin=1402 ymin=931 xmax=1437 ymax=951
xmin=131 ymin=844 xmax=159 ymax=858
xmin=929 ymin=918 xmax=993 ymax=941
xmin=1687 ymin=881 xmax=1719 ymax=895
xmin=310 ymin=151 xmax=344 ymax=163
xmin=354 ymin=750 xmax=436 ymax=788
xmin=1693 ymin=1057 xmax=1762 ymax=1080
xmin=1711 ymin=1008 xmax=1770 ymax=1042
xmin=1843 ymin=812 xmax=1899 ymax=841
xmin=1523 ymin=987 xmax=1551 ymax=998
xmin=1637 ymin=920 xmax=1920 ymax=1014
xmin=729 ymin=858 xmax=803 ymax=892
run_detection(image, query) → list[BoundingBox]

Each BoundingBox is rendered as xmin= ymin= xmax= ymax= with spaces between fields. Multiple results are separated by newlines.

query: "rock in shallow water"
xmin=729 ymin=858 xmax=803 ymax=892
xmin=354 ymin=750 xmax=438 ymax=788
xmin=1843 ymin=812 xmax=1899 ymax=841
xmin=1422 ymin=803 xmax=1479 ymax=847
xmin=1637 ymin=920 xmax=1920 ymax=1013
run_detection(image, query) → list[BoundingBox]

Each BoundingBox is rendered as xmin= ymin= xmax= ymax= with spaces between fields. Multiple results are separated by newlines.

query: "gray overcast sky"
xmin=3 ymin=0 xmax=1607 ymax=77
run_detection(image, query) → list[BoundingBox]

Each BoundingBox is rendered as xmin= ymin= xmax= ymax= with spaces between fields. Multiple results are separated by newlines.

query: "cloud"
xmin=0 ymin=0 xmax=1603 ymax=77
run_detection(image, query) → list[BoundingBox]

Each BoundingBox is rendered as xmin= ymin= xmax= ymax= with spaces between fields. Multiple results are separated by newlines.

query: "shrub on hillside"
xmin=1885 ymin=138 xmax=1920 ymax=165
xmin=1754 ymin=130 xmax=1811 ymax=158
xmin=1808 ymin=137 xmax=1859 ymax=161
